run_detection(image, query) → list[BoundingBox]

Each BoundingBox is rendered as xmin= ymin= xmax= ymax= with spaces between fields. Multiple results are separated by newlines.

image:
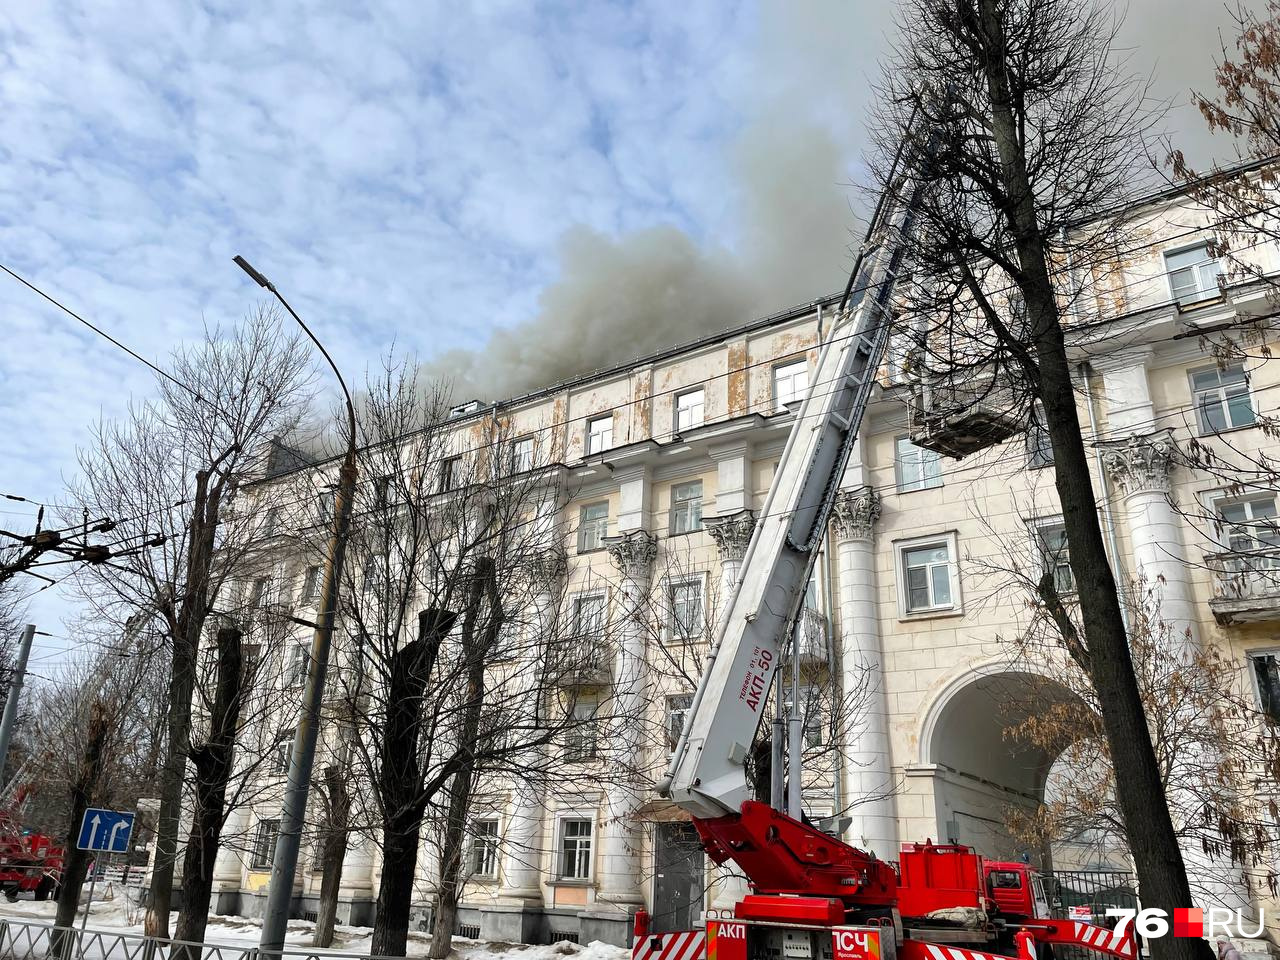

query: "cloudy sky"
xmin=0 ymin=0 xmax=1256 ymax=653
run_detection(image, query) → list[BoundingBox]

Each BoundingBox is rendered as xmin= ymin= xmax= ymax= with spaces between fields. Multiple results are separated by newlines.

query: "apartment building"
xmin=207 ymin=176 xmax=1280 ymax=948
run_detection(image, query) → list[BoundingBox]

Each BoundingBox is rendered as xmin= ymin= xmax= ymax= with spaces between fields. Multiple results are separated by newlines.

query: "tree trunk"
xmin=370 ymin=608 xmax=457 ymax=958
xmin=429 ymin=559 xmax=495 ymax=960
xmin=51 ymin=702 xmax=110 ymax=958
xmin=146 ymin=466 xmax=225 ymax=938
xmin=173 ymin=627 xmax=244 ymax=957
xmin=973 ymin=3 xmax=1211 ymax=958
xmin=429 ymin=770 xmax=474 ymax=959
xmin=312 ymin=764 xmax=352 ymax=948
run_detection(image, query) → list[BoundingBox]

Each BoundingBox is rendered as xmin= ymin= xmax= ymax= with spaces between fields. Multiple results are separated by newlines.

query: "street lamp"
xmin=235 ymin=255 xmax=358 ymax=954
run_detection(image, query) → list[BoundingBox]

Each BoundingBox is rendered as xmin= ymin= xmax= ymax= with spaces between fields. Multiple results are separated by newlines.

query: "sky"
xmin=0 ymin=0 xmax=1258 ymax=656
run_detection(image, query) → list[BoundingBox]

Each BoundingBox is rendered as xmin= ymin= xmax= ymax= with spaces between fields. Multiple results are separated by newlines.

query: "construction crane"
xmin=641 ymin=132 xmax=1135 ymax=960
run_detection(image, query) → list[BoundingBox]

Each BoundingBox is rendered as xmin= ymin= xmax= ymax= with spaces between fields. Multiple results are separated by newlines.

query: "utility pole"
xmin=0 ymin=625 xmax=36 ymax=781
xmin=235 ymin=256 xmax=358 ymax=955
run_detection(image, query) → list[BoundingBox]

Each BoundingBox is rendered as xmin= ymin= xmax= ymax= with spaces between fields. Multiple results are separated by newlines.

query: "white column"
xmin=831 ymin=485 xmax=897 ymax=859
xmin=1099 ymin=430 xmax=1198 ymax=645
xmin=340 ymin=837 xmax=376 ymax=900
xmin=213 ymin=808 xmax=249 ymax=893
xmin=596 ymin=530 xmax=658 ymax=909
xmin=501 ymin=549 xmax=566 ymax=902
xmin=1100 ymin=431 xmax=1253 ymax=917
xmin=705 ymin=510 xmax=757 ymax=910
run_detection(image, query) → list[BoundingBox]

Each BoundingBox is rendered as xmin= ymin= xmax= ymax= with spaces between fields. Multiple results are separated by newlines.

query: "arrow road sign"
xmin=77 ymin=808 xmax=134 ymax=853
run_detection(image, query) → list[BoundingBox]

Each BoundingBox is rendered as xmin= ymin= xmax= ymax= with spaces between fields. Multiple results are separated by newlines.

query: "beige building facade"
xmin=209 ymin=179 xmax=1280 ymax=948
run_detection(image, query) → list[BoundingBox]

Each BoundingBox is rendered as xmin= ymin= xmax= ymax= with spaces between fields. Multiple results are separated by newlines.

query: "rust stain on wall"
xmin=632 ymin=369 xmax=652 ymax=441
xmin=727 ymin=340 xmax=748 ymax=417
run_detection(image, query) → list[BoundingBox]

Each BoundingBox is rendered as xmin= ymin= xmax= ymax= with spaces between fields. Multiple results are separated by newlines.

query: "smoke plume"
xmin=425 ymin=0 xmax=1255 ymax=403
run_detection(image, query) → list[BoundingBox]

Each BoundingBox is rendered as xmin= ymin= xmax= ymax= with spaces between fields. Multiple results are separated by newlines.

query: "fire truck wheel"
xmin=33 ymin=877 xmax=54 ymax=901
xmin=4 ymin=887 xmax=17 ymax=903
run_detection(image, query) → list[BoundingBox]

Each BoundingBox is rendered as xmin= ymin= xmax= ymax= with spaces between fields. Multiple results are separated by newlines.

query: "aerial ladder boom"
xmin=659 ymin=172 xmax=919 ymax=824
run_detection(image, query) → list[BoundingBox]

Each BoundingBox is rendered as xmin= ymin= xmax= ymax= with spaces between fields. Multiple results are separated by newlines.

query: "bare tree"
xmin=867 ymin=3 xmax=1213 ymax=958
xmin=68 ymin=306 xmax=313 ymax=937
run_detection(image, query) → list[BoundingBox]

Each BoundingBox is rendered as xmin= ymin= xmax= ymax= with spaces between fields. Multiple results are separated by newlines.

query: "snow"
xmin=0 ymin=897 xmax=631 ymax=960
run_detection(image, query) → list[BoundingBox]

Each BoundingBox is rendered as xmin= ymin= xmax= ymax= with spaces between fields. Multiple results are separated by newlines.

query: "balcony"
xmin=552 ymin=636 xmax=614 ymax=687
xmin=793 ymin=608 xmax=829 ymax=663
xmin=908 ymin=374 xmax=1024 ymax=459
xmin=1205 ymin=548 xmax=1280 ymax=625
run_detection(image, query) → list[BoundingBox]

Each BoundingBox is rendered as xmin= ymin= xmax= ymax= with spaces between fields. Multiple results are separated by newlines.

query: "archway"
xmin=919 ymin=667 xmax=1081 ymax=868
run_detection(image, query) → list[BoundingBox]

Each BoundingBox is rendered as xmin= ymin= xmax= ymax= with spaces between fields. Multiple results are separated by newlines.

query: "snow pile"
xmin=0 ymin=901 xmax=630 ymax=960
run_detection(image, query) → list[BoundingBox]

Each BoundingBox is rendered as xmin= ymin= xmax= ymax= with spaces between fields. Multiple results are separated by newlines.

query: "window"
xmin=571 ymin=593 xmax=607 ymax=638
xmin=1165 ymin=242 xmax=1223 ymax=305
xmin=1218 ymin=494 xmax=1280 ymax=557
xmin=285 ymin=645 xmax=308 ymax=688
xmin=1250 ymin=653 xmax=1280 ymax=724
xmin=1191 ymin=363 xmax=1255 ymax=434
xmin=511 ymin=436 xmax=534 ymax=473
xmin=668 ymin=578 xmax=704 ymax=637
xmin=248 ymin=577 xmax=271 ymax=610
xmin=274 ymin=727 xmax=295 ymax=773
xmin=565 ymin=697 xmax=598 ymax=761
xmin=669 ymin=481 xmax=704 ymax=535
xmin=897 ymin=535 xmax=959 ymax=615
xmin=1036 ymin=522 xmax=1074 ymax=593
xmin=586 ymin=415 xmax=613 ymax=455
xmin=262 ymin=506 xmax=282 ymax=538
xmin=439 ymin=456 xmax=461 ymax=493
xmin=577 ymin=502 xmax=609 ymax=553
xmin=372 ymin=476 xmax=391 ymax=510
xmin=470 ymin=819 xmax=500 ymax=878
xmin=315 ymin=488 xmax=336 ymax=525
xmin=241 ymin=643 xmax=263 ymax=681
xmin=896 ymin=437 xmax=943 ymax=492
xmin=990 ymin=870 xmax=1023 ymax=890
xmin=666 ymin=694 xmax=693 ymax=753
xmin=675 ymin=388 xmax=705 ymax=432
xmin=773 ymin=360 xmax=808 ymax=410
xmin=301 ymin=565 xmax=322 ymax=603
xmin=362 ymin=557 xmax=383 ymax=594
xmin=1027 ymin=404 xmax=1053 ymax=468
xmin=558 ymin=818 xmax=593 ymax=880
xmin=252 ymin=819 xmax=279 ymax=869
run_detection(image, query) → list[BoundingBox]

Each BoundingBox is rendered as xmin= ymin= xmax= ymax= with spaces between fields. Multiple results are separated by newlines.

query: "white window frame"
xmin=285 ymin=644 xmax=309 ymax=688
xmin=301 ymin=565 xmax=322 ymax=603
xmin=252 ymin=818 xmax=280 ymax=870
xmin=439 ymin=455 xmax=461 ymax=493
xmin=1247 ymin=649 xmax=1280 ymax=724
xmin=1189 ymin=362 xmax=1256 ymax=435
xmin=665 ymin=692 xmax=694 ymax=754
xmin=666 ymin=574 xmax=707 ymax=640
xmin=248 ymin=577 xmax=272 ymax=610
xmin=669 ymin=480 xmax=704 ymax=535
xmin=570 ymin=591 xmax=608 ymax=639
xmin=577 ymin=501 xmax=610 ymax=553
xmin=274 ymin=727 xmax=295 ymax=774
xmin=896 ymin=436 xmax=943 ymax=492
xmin=511 ymin=436 xmax=535 ymax=473
xmin=586 ymin=414 xmax=613 ymax=455
xmin=893 ymin=531 xmax=962 ymax=618
xmin=773 ymin=359 xmax=809 ymax=410
xmin=555 ymin=814 xmax=595 ymax=882
xmin=564 ymin=694 xmax=599 ymax=763
xmin=1164 ymin=241 xmax=1223 ymax=305
xmin=469 ymin=818 xmax=501 ymax=880
xmin=675 ymin=388 xmax=705 ymax=432
xmin=1031 ymin=517 xmax=1074 ymax=595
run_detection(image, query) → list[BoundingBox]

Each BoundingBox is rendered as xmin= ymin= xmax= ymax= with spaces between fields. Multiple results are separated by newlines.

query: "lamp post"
xmin=235 ymin=256 xmax=358 ymax=954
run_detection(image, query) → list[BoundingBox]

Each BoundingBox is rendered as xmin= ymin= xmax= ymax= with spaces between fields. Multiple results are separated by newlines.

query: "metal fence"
xmin=0 ymin=918 xmax=410 ymax=960
xmin=1042 ymin=870 xmax=1141 ymax=960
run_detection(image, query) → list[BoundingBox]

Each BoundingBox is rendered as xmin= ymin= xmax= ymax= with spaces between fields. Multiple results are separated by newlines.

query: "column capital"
xmin=705 ymin=510 xmax=757 ymax=564
xmin=604 ymin=530 xmax=659 ymax=583
xmin=832 ymin=485 xmax=881 ymax=542
xmin=526 ymin=548 xmax=568 ymax=591
xmin=1099 ymin=429 xmax=1179 ymax=496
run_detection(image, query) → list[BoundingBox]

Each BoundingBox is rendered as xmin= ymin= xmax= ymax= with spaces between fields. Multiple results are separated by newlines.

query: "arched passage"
xmin=919 ymin=667 xmax=1081 ymax=867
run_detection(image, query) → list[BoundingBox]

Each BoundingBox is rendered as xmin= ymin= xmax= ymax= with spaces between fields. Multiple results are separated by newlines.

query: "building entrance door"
xmin=652 ymin=822 xmax=705 ymax=933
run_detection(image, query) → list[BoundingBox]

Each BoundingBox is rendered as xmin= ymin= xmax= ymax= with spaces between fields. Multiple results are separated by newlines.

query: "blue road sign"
xmin=77 ymin=808 xmax=134 ymax=853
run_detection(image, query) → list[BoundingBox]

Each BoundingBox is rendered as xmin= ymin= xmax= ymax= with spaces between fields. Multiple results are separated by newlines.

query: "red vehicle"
xmin=637 ymin=129 xmax=1139 ymax=960
xmin=0 ymin=810 xmax=62 ymax=901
